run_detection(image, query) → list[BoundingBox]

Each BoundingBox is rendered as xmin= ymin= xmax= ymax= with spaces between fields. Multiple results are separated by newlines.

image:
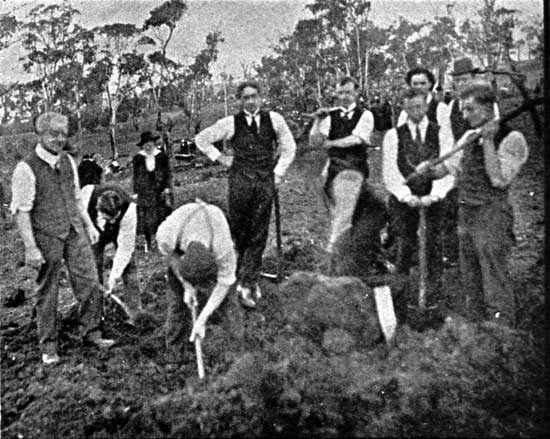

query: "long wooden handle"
xmin=274 ymin=189 xmax=282 ymax=282
xmin=191 ymin=304 xmax=205 ymax=379
xmin=417 ymin=206 xmax=427 ymax=310
xmin=405 ymin=97 xmax=543 ymax=184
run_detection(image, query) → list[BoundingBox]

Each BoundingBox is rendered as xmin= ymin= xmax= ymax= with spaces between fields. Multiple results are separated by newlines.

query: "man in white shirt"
xmin=82 ymin=184 xmax=142 ymax=323
xmin=309 ymin=76 xmax=376 ymax=258
xmin=195 ymin=81 xmax=296 ymax=308
xmin=396 ymin=67 xmax=447 ymax=127
xmin=10 ymin=112 xmax=114 ymax=364
xmin=156 ymin=198 xmax=238 ymax=365
xmin=415 ymin=84 xmax=528 ymax=325
xmin=383 ymin=87 xmax=455 ymax=305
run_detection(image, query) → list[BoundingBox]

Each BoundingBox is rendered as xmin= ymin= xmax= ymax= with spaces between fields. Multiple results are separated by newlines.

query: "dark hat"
xmin=450 ymin=57 xmax=479 ymax=76
xmin=137 ymin=131 xmax=160 ymax=147
xmin=178 ymin=241 xmax=218 ymax=284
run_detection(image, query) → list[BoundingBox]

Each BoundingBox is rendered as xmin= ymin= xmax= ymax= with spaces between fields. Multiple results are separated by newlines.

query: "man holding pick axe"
xmin=308 ymin=76 xmax=378 ymax=263
xmin=383 ymin=87 xmax=455 ymax=308
xmin=156 ymin=198 xmax=237 ymax=367
xmin=10 ymin=112 xmax=114 ymax=364
xmin=415 ymin=84 xmax=528 ymax=325
xmin=195 ymin=81 xmax=296 ymax=308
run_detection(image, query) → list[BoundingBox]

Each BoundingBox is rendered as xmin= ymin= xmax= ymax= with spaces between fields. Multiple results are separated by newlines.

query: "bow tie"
xmin=340 ymin=108 xmax=354 ymax=119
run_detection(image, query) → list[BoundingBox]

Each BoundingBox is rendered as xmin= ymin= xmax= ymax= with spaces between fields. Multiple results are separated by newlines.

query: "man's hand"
xmin=184 ymin=285 xmax=198 ymax=309
xmin=415 ymin=160 xmax=432 ymax=176
xmin=274 ymin=173 xmax=284 ymax=188
xmin=312 ymin=107 xmax=332 ymax=120
xmin=189 ymin=317 xmax=206 ymax=343
xmin=419 ymin=194 xmax=440 ymax=207
xmin=87 ymin=225 xmax=99 ymax=244
xmin=217 ymin=154 xmax=233 ymax=169
xmin=402 ymin=194 xmax=421 ymax=208
xmin=480 ymin=120 xmax=499 ymax=145
xmin=25 ymin=246 xmax=45 ymax=269
xmin=107 ymin=277 xmax=119 ymax=295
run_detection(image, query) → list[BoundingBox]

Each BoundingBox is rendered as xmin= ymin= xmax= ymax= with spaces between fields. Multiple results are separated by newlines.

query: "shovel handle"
xmin=274 ymin=189 xmax=282 ymax=282
xmin=418 ymin=206 xmax=427 ymax=310
xmin=191 ymin=304 xmax=205 ymax=379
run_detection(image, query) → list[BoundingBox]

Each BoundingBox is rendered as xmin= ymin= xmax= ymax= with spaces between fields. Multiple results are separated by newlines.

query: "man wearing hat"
xmin=10 ymin=111 xmax=115 ymax=364
xmin=156 ymin=198 xmax=237 ymax=364
xmin=195 ymin=81 xmax=296 ymax=308
xmin=415 ymin=84 xmax=528 ymax=325
xmin=132 ymin=130 xmax=173 ymax=252
xmin=396 ymin=66 xmax=448 ymax=127
xmin=438 ymin=57 xmax=500 ymax=268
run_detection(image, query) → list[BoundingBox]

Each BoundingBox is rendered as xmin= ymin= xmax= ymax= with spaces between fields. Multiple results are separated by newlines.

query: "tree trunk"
xmin=108 ymin=100 xmax=120 ymax=160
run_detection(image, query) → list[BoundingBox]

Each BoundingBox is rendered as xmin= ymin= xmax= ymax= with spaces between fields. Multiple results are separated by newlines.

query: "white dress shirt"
xmin=396 ymin=93 xmax=448 ymax=127
xmin=11 ymin=144 xmax=82 ymax=214
xmin=81 ymin=184 xmax=137 ymax=286
xmin=139 ymin=148 xmax=161 ymax=172
xmin=383 ymin=115 xmax=455 ymax=201
xmin=312 ymin=103 xmax=374 ymax=145
xmin=156 ymin=201 xmax=237 ymax=287
xmin=195 ymin=110 xmax=296 ymax=178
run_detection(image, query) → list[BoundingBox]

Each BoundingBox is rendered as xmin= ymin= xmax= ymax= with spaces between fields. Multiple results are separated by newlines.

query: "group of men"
xmin=10 ymin=55 xmax=527 ymax=366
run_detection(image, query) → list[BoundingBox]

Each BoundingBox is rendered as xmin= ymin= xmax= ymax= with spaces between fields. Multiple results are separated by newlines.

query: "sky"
xmin=0 ymin=0 xmax=543 ymax=84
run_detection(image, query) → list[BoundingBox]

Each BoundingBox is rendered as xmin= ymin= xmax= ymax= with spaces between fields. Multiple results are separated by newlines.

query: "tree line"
xmin=0 ymin=0 xmax=226 ymax=158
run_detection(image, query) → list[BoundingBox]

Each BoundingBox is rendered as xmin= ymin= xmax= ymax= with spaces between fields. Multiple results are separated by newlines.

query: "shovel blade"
xmin=373 ymin=285 xmax=397 ymax=344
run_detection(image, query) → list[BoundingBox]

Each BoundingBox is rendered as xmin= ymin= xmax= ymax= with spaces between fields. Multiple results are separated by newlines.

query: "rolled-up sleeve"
xmin=270 ymin=112 xmax=296 ymax=177
xmin=195 ymin=116 xmax=234 ymax=162
xmin=156 ymin=210 xmax=180 ymax=256
xmin=211 ymin=210 xmax=237 ymax=286
xmin=10 ymin=162 xmax=35 ymax=214
xmin=431 ymin=123 xmax=456 ymax=199
xmin=109 ymin=203 xmax=137 ymax=283
xmin=352 ymin=110 xmax=374 ymax=144
xmin=498 ymin=131 xmax=528 ymax=185
xmin=382 ymin=129 xmax=411 ymax=201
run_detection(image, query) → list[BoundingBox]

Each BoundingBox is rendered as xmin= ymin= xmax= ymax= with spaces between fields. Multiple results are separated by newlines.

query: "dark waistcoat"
xmin=450 ymin=99 xmax=470 ymax=141
xmin=230 ymin=111 xmax=277 ymax=179
xmin=458 ymin=125 xmax=512 ymax=206
xmin=397 ymin=122 xmax=440 ymax=196
xmin=25 ymin=151 xmax=83 ymax=239
xmin=426 ymin=98 xmax=439 ymax=124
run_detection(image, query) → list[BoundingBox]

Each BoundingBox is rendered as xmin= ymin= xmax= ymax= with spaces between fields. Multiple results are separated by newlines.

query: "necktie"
xmin=415 ymin=125 xmax=422 ymax=143
xmin=341 ymin=109 xmax=353 ymax=120
xmin=249 ymin=116 xmax=258 ymax=134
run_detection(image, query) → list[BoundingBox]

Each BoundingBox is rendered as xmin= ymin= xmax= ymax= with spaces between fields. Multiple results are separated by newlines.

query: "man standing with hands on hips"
xmin=195 ymin=81 xmax=296 ymax=308
xmin=10 ymin=112 xmax=114 ymax=365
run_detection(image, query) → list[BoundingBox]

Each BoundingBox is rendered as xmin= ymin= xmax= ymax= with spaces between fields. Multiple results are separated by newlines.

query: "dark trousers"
xmin=458 ymin=200 xmax=515 ymax=324
xmin=389 ymin=195 xmax=443 ymax=303
xmin=228 ymin=171 xmax=275 ymax=288
xmin=34 ymin=227 xmax=102 ymax=353
xmin=93 ymin=239 xmax=141 ymax=312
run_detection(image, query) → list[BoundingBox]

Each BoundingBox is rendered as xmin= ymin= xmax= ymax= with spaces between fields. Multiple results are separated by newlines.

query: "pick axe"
xmin=260 ymin=188 xmax=284 ymax=282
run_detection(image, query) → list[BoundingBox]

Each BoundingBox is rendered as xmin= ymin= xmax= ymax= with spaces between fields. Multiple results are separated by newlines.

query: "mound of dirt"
xmin=279 ymin=272 xmax=382 ymax=349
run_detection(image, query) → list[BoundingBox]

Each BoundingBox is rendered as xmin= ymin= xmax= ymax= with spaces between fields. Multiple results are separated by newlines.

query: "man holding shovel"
xmin=10 ymin=112 xmax=114 ymax=364
xmin=382 ymin=87 xmax=455 ymax=307
xmin=156 ymin=198 xmax=237 ymax=367
xmin=415 ymin=84 xmax=528 ymax=325
xmin=81 ymin=184 xmax=142 ymax=324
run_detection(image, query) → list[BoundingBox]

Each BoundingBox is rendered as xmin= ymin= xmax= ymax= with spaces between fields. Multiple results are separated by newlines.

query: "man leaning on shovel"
xmin=156 ymin=197 xmax=238 ymax=368
xmin=10 ymin=112 xmax=115 ymax=365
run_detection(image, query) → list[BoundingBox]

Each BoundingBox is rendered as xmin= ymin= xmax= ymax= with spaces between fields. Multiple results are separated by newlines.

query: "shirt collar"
xmin=36 ymin=144 xmax=60 ymax=168
xmin=406 ymin=115 xmax=429 ymax=133
xmin=139 ymin=148 xmax=161 ymax=157
xmin=244 ymin=109 xmax=260 ymax=119
xmin=339 ymin=103 xmax=357 ymax=114
xmin=426 ymin=93 xmax=433 ymax=104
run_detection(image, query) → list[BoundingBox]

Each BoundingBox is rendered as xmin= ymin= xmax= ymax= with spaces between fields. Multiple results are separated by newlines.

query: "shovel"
xmin=190 ymin=301 xmax=205 ymax=380
xmin=260 ymin=189 xmax=286 ymax=282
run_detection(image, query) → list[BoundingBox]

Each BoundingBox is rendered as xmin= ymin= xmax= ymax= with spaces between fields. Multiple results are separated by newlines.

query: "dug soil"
xmin=1 ymin=102 xmax=546 ymax=437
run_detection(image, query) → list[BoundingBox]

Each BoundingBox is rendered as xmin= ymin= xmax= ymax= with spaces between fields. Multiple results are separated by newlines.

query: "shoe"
xmin=42 ymin=353 xmax=60 ymax=364
xmin=237 ymin=284 xmax=256 ymax=308
xmin=86 ymin=331 xmax=116 ymax=349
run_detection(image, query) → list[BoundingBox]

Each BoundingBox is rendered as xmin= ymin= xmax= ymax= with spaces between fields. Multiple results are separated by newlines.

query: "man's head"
xmin=137 ymin=131 xmax=161 ymax=153
xmin=451 ymin=57 xmax=478 ymax=95
xmin=177 ymin=240 xmax=218 ymax=285
xmin=405 ymin=67 xmax=436 ymax=94
xmin=35 ymin=112 xmax=68 ymax=155
xmin=236 ymin=81 xmax=262 ymax=114
xmin=335 ymin=76 xmax=360 ymax=109
xmin=460 ymin=84 xmax=496 ymax=128
xmin=97 ymin=187 xmax=130 ymax=224
xmin=402 ymin=87 xmax=429 ymax=124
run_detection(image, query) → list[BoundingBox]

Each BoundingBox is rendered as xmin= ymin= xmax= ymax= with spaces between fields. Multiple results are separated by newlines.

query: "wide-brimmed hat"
xmin=137 ymin=131 xmax=160 ymax=146
xmin=450 ymin=57 xmax=480 ymax=76
xmin=178 ymin=241 xmax=218 ymax=284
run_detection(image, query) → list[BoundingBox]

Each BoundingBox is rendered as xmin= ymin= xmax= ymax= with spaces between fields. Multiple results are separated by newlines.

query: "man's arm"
xmin=308 ymin=115 xmax=330 ymax=149
xmin=68 ymin=155 xmax=97 ymax=241
xmin=382 ymin=129 xmax=412 ymax=201
xmin=107 ymin=204 xmax=137 ymax=290
xmin=325 ymin=110 xmax=374 ymax=148
xmin=195 ymin=116 xmax=235 ymax=166
xmin=430 ymin=123 xmax=456 ymax=200
xmin=270 ymin=112 xmax=297 ymax=180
